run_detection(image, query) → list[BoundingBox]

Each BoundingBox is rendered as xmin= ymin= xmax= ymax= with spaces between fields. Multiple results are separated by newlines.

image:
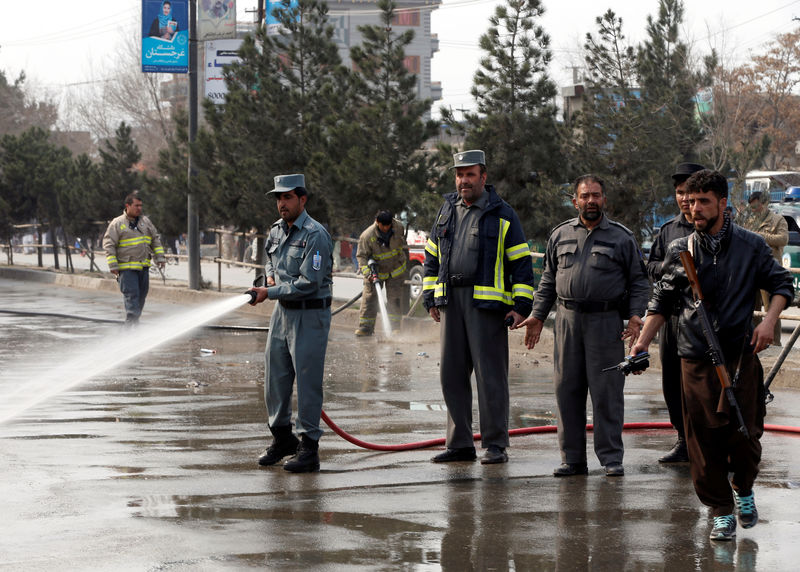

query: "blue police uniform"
xmin=264 ymin=208 xmax=333 ymax=441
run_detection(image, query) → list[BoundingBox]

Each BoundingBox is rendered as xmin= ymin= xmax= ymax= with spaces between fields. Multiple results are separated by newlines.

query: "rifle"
xmin=679 ymin=250 xmax=749 ymax=438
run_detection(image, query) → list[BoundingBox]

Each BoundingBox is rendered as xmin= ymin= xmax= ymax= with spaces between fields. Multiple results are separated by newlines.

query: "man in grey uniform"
xmin=248 ymin=174 xmax=333 ymax=473
xmin=423 ymin=150 xmax=535 ymax=464
xmin=517 ymin=174 xmax=649 ymax=477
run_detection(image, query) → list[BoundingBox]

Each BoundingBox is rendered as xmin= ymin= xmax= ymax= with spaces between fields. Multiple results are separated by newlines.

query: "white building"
xmin=325 ymin=0 xmax=442 ymax=105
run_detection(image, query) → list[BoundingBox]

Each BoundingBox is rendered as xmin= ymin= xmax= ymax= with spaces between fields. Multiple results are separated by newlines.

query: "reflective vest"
xmin=356 ymin=219 xmax=408 ymax=281
xmin=103 ymin=212 xmax=165 ymax=272
xmin=422 ymin=185 xmax=535 ymax=315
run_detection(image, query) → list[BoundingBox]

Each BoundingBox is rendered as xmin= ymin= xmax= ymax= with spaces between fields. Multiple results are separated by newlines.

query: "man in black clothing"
xmin=646 ymin=162 xmax=704 ymax=463
xmin=632 ymin=169 xmax=793 ymax=541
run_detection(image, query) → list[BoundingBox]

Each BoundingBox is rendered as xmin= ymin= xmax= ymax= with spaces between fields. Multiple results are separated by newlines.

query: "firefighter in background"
xmin=355 ymin=210 xmax=408 ymax=336
xmin=103 ymin=191 xmax=166 ymax=325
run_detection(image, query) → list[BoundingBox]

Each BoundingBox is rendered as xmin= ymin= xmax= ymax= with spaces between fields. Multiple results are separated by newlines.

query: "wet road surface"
xmin=1 ymin=275 xmax=800 ymax=571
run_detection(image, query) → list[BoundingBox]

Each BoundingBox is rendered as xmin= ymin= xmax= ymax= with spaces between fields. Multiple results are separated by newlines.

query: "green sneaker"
xmin=709 ymin=514 xmax=736 ymax=541
xmin=733 ymin=490 xmax=759 ymax=529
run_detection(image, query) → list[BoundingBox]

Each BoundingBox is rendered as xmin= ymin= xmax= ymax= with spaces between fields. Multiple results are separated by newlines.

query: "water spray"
xmin=0 ymin=293 xmax=255 ymax=425
xmin=368 ymin=259 xmax=392 ymax=338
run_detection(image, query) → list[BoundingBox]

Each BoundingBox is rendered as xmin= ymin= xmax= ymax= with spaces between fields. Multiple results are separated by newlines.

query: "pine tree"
xmin=567 ymin=2 xmax=703 ymax=239
xmin=314 ymin=0 xmax=439 ymax=234
xmin=0 ymin=128 xmax=72 ymax=268
xmin=196 ymin=0 xmax=347 ymax=235
xmin=97 ymin=122 xmax=143 ymax=220
xmin=453 ymin=0 xmax=566 ymax=241
xmin=152 ymin=108 xmax=190 ymax=240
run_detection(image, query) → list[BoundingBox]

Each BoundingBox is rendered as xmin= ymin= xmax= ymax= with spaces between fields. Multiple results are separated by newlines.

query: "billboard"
xmin=199 ymin=0 xmax=237 ymax=41
xmin=265 ymin=0 xmax=300 ymax=35
xmin=142 ymin=0 xmax=189 ymax=73
xmin=205 ymin=39 xmax=244 ymax=104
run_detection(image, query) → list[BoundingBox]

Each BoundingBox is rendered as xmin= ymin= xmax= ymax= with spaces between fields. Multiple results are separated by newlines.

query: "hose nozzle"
xmin=244 ymin=290 xmax=258 ymax=304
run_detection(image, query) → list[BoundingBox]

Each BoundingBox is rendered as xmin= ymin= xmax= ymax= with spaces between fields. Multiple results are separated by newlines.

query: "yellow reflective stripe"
xmin=473 ymin=285 xmax=513 ymax=304
xmin=119 ymin=236 xmax=152 ymax=247
xmin=422 ymin=276 xmax=437 ymax=291
xmin=388 ymin=260 xmax=407 ymax=278
xmin=373 ymin=248 xmax=403 ymax=261
xmin=505 ymin=241 xmax=531 ymax=261
xmin=360 ymin=265 xmax=371 ymax=277
xmin=117 ymin=261 xmax=146 ymax=270
xmin=425 ymin=238 xmax=438 ymax=257
xmin=513 ymin=283 xmax=534 ymax=300
xmin=153 ymin=246 xmax=165 ymax=254
xmin=106 ymin=255 xmax=118 ymax=263
xmin=493 ymin=220 xmax=509 ymax=292
xmin=371 ymin=261 xmax=407 ymax=280
xmin=434 ymin=282 xmax=446 ymax=298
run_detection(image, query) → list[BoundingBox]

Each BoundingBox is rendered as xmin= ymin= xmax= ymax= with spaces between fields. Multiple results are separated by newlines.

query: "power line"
xmin=2 ymin=8 xmax=138 ymax=47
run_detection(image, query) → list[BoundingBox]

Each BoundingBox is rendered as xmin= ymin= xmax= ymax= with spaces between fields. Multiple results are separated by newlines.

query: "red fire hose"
xmin=320 ymin=411 xmax=800 ymax=452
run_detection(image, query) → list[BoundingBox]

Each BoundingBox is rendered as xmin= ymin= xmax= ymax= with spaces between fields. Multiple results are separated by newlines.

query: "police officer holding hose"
xmin=248 ymin=174 xmax=333 ymax=473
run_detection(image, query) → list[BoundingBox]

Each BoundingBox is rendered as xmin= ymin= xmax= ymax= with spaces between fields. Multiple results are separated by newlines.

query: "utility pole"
xmin=187 ymin=0 xmax=200 ymax=289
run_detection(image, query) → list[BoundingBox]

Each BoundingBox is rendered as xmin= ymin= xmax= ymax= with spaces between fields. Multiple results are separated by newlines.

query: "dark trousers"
xmin=439 ymin=287 xmax=509 ymax=449
xmin=554 ymin=307 xmax=625 ymax=465
xmin=681 ymin=353 xmax=765 ymax=516
xmin=118 ymin=269 xmax=149 ymax=323
xmin=659 ymin=316 xmax=684 ymax=438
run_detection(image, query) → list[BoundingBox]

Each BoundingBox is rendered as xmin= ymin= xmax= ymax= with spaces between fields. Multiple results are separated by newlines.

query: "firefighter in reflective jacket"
xmin=423 ymin=149 xmax=535 ymax=465
xmin=354 ymin=210 xmax=408 ymax=336
xmin=103 ymin=192 xmax=166 ymax=324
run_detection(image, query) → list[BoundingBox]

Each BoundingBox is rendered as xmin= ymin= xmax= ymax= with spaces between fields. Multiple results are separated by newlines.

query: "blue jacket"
xmin=423 ymin=185 xmax=535 ymax=315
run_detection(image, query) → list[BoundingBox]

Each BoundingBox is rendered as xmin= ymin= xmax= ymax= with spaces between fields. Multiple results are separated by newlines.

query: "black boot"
xmin=658 ymin=436 xmax=689 ymax=463
xmin=283 ymin=434 xmax=320 ymax=473
xmin=258 ymin=425 xmax=299 ymax=466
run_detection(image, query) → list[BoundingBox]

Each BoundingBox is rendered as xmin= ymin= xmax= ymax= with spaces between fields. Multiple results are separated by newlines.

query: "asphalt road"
xmin=1 ymin=268 xmax=800 ymax=571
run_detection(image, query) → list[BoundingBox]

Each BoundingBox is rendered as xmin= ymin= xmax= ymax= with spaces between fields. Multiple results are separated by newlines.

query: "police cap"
xmin=269 ymin=173 xmax=305 ymax=194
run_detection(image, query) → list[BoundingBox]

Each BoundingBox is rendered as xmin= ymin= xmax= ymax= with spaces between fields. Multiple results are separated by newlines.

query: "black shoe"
xmin=283 ymin=435 xmax=320 ymax=473
xmin=480 ymin=445 xmax=508 ymax=465
xmin=553 ymin=462 xmax=588 ymax=477
xmin=605 ymin=462 xmax=625 ymax=477
xmin=658 ymin=437 xmax=689 ymax=463
xmin=432 ymin=447 xmax=477 ymax=463
xmin=258 ymin=425 xmax=299 ymax=466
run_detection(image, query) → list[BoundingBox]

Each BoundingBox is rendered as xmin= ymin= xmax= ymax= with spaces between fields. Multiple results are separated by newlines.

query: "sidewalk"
xmin=3 ymin=250 xmax=366 ymax=301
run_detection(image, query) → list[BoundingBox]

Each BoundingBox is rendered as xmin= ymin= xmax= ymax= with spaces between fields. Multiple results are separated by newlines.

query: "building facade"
xmin=325 ymin=0 xmax=442 ymax=105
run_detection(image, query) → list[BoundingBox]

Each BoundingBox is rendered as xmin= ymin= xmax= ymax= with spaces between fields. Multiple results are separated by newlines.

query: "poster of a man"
xmin=199 ymin=0 xmax=236 ymax=40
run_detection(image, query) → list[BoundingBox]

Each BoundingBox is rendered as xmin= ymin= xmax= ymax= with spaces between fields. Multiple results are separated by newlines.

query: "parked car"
xmin=778 ymin=214 xmax=800 ymax=295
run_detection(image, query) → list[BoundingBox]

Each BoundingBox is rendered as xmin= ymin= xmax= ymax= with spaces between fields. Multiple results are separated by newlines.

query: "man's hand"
xmin=513 ymin=316 xmax=544 ymax=350
xmin=158 ymin=261 xmax=165 ymax=270
xmin=111 ymin=269 xmax=119 ymax=277
xmin=266 ymin=276 xmax=276 ymax=287
xmin=429 ymin=307 xmax=441 ymax=323
xmin=751 ymin=294 xmax=786 ymax=352
xmin=751 ymin=319 xmax=776 ymax=353
xmin=621 ymin=315 xmax=643 ymax=348
xmin=248 ymin=286 xmax=269 ymax=305
xmin=504 ymin=310 xmax=525 ymax=328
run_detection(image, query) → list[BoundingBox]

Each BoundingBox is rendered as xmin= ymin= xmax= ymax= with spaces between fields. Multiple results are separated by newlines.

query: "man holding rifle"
xmin=631 ymin=169 xmax=794 ymax=541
